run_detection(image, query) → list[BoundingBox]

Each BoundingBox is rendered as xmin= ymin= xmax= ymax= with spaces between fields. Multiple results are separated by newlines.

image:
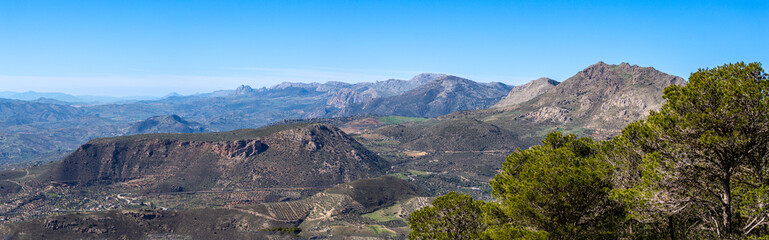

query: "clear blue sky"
xmin=1 ymin=0 xmax=767 ymax=96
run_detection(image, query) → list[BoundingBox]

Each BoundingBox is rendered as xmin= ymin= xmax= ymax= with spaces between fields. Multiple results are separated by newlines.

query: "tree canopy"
xmin=410 ymin=132 xmax=626 ymax=239
xmin=408 ymin=62 xmax=768 ymax=239
xmin=407 ymin=192 xmax=490 ymax=240
xmin=491 ymin=132 xmax=626 ymax=239
xmin=611 ymin=62 xmax=769 ymax=238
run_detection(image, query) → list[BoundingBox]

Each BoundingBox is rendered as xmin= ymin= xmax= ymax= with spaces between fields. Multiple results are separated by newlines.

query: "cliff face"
xmin=48 ymin=124 xmax=389 ymax=191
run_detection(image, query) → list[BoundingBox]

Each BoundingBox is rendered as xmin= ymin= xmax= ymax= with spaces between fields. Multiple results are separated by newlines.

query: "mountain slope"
xmin=345 ymin=76 xmax=512 ymax=118
xmin=325 ymin=73 xmax=448 ymax=110
xmin=123 ymin=114 xmax=207 ymax=135
xmin=510 ymin=62 xmax=685 ymax=134
xmin=0 ymin=73 xmax=447 ymax=167
xmin=44 ymin=123 xmax=390 ymax=191
xmin=0 ymin=99 xmax=88 ymax=125
xmin=492 ymin=77 xmax=559 ymax=108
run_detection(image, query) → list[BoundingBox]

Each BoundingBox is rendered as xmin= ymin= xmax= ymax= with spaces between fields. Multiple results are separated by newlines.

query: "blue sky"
xmin=1 ymin=0 xmax=767 ymax=96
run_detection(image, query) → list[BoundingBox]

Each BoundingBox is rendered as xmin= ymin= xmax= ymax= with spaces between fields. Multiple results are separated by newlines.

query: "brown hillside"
xmin=44 ymin=123 xmax=390 ymax=192
xmin=495 ymin=62 xmax=685 ymax=137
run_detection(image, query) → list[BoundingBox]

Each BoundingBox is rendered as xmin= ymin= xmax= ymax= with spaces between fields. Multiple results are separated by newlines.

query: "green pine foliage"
xmin=408 ymin=62 xmax=769 ymax=239
xmin=490 ymin=132 xmax=626 ymax=239
xmin=611 ymin=62 xmax=769 ymax=238
xmin=407 ymin=192 xmax=489 ymax=240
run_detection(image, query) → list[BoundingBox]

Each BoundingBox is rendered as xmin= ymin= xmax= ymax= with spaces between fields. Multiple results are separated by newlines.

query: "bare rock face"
xmin=326 ymin=88 xmax=378 ymax=108
xmin=210 ymin=139 xmax=269 ymax=160
xmin=492 ymin=77 xmax=559 ymax=108
xmin=525 ymin=106 xmax=572 ymax=123
xmin=514 ymin=62 xmax=685 ymax=137
xmin=325 ymin=73 xmax=448 ymax=111
xmin=233 ymin=85 xmax=256 ymax=95
xmin=46 ymin=124 xmax=389 ymax=191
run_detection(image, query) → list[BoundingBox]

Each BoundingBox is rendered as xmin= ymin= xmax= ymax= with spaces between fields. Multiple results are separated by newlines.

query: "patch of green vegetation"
xmin=408 ymin=170 xmax=432 ymax=176
xmin=545 ymin=126 xmax=595 ymax=138
xmin=367 ymin=225 xmax=380 ymax=234
xmin=363 ymin=204 xmax=406 ymax=223
xmin=373 ymin=139 xmax=401 ymax=146
xmin=389 ymin=172 xmax=409 ymax=180
xmin=377 ymin=116 xmax=429 ymax=125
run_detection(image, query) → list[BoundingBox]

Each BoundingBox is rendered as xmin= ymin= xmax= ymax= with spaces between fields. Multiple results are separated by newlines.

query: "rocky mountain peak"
xmin=234 ymin=85 xmax=255 ymax=95
xmin=431 ymin=75 xmax=476 ymax=85
xmin=492 ymin=77 xmax=560 ymax=109
xmin=515 ymin=62 xmax=686 ymax=137
xmin=270 ymin=82 xmax=321 ymax=90
xmin=408 ymin=73 xmax=448 ymax=85
xmin=532 ymin=77 xmax=560 ymax=85
xmin=567 ymin=62 xmax=685 ymax=92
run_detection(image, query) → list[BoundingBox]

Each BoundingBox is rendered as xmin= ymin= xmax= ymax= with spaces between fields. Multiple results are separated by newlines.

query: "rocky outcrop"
xmin=525 ymin=106 xmax=572 ymax=123
xmin=492 ymin=77 xmax=559 ymax=108
xmin=210 ymin=139 xmax=269 ymax=160
xmin=326 ymin=88 xmax=378 ymax=108
xmin=46 ymin=124 xmax=390 ymax=191
xmin=233 ymin=85 xmax=256 ymax=95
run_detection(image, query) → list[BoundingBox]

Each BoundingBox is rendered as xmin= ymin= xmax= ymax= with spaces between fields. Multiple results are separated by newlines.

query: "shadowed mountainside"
xmin=123 ymin=114 xmax=207 ymax=135
xmin=43 ymin=123 xmax=390 ymax=192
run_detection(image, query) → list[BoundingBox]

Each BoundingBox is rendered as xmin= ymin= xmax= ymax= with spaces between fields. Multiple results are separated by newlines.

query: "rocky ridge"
xmin=511 ymin=62 xmax=686 ymax=136
xmin=492 ymin=77 xmax=559 ymax=108
xmin=46 ymin=123 xmax=390 ymax=191
xmin=343 ymin=75 xmax=512 ymax=118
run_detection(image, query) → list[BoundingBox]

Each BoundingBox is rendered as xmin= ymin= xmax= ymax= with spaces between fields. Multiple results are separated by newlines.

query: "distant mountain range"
xmin=0 ymin=63 xmax=684 ymax=168
xmin=0 ymin=62 xmax=689 ymax=239
xmin=338 ymin=75 xmax=512 ymax=118
xmin=0 ymin=91 xmax=161 ymax=104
